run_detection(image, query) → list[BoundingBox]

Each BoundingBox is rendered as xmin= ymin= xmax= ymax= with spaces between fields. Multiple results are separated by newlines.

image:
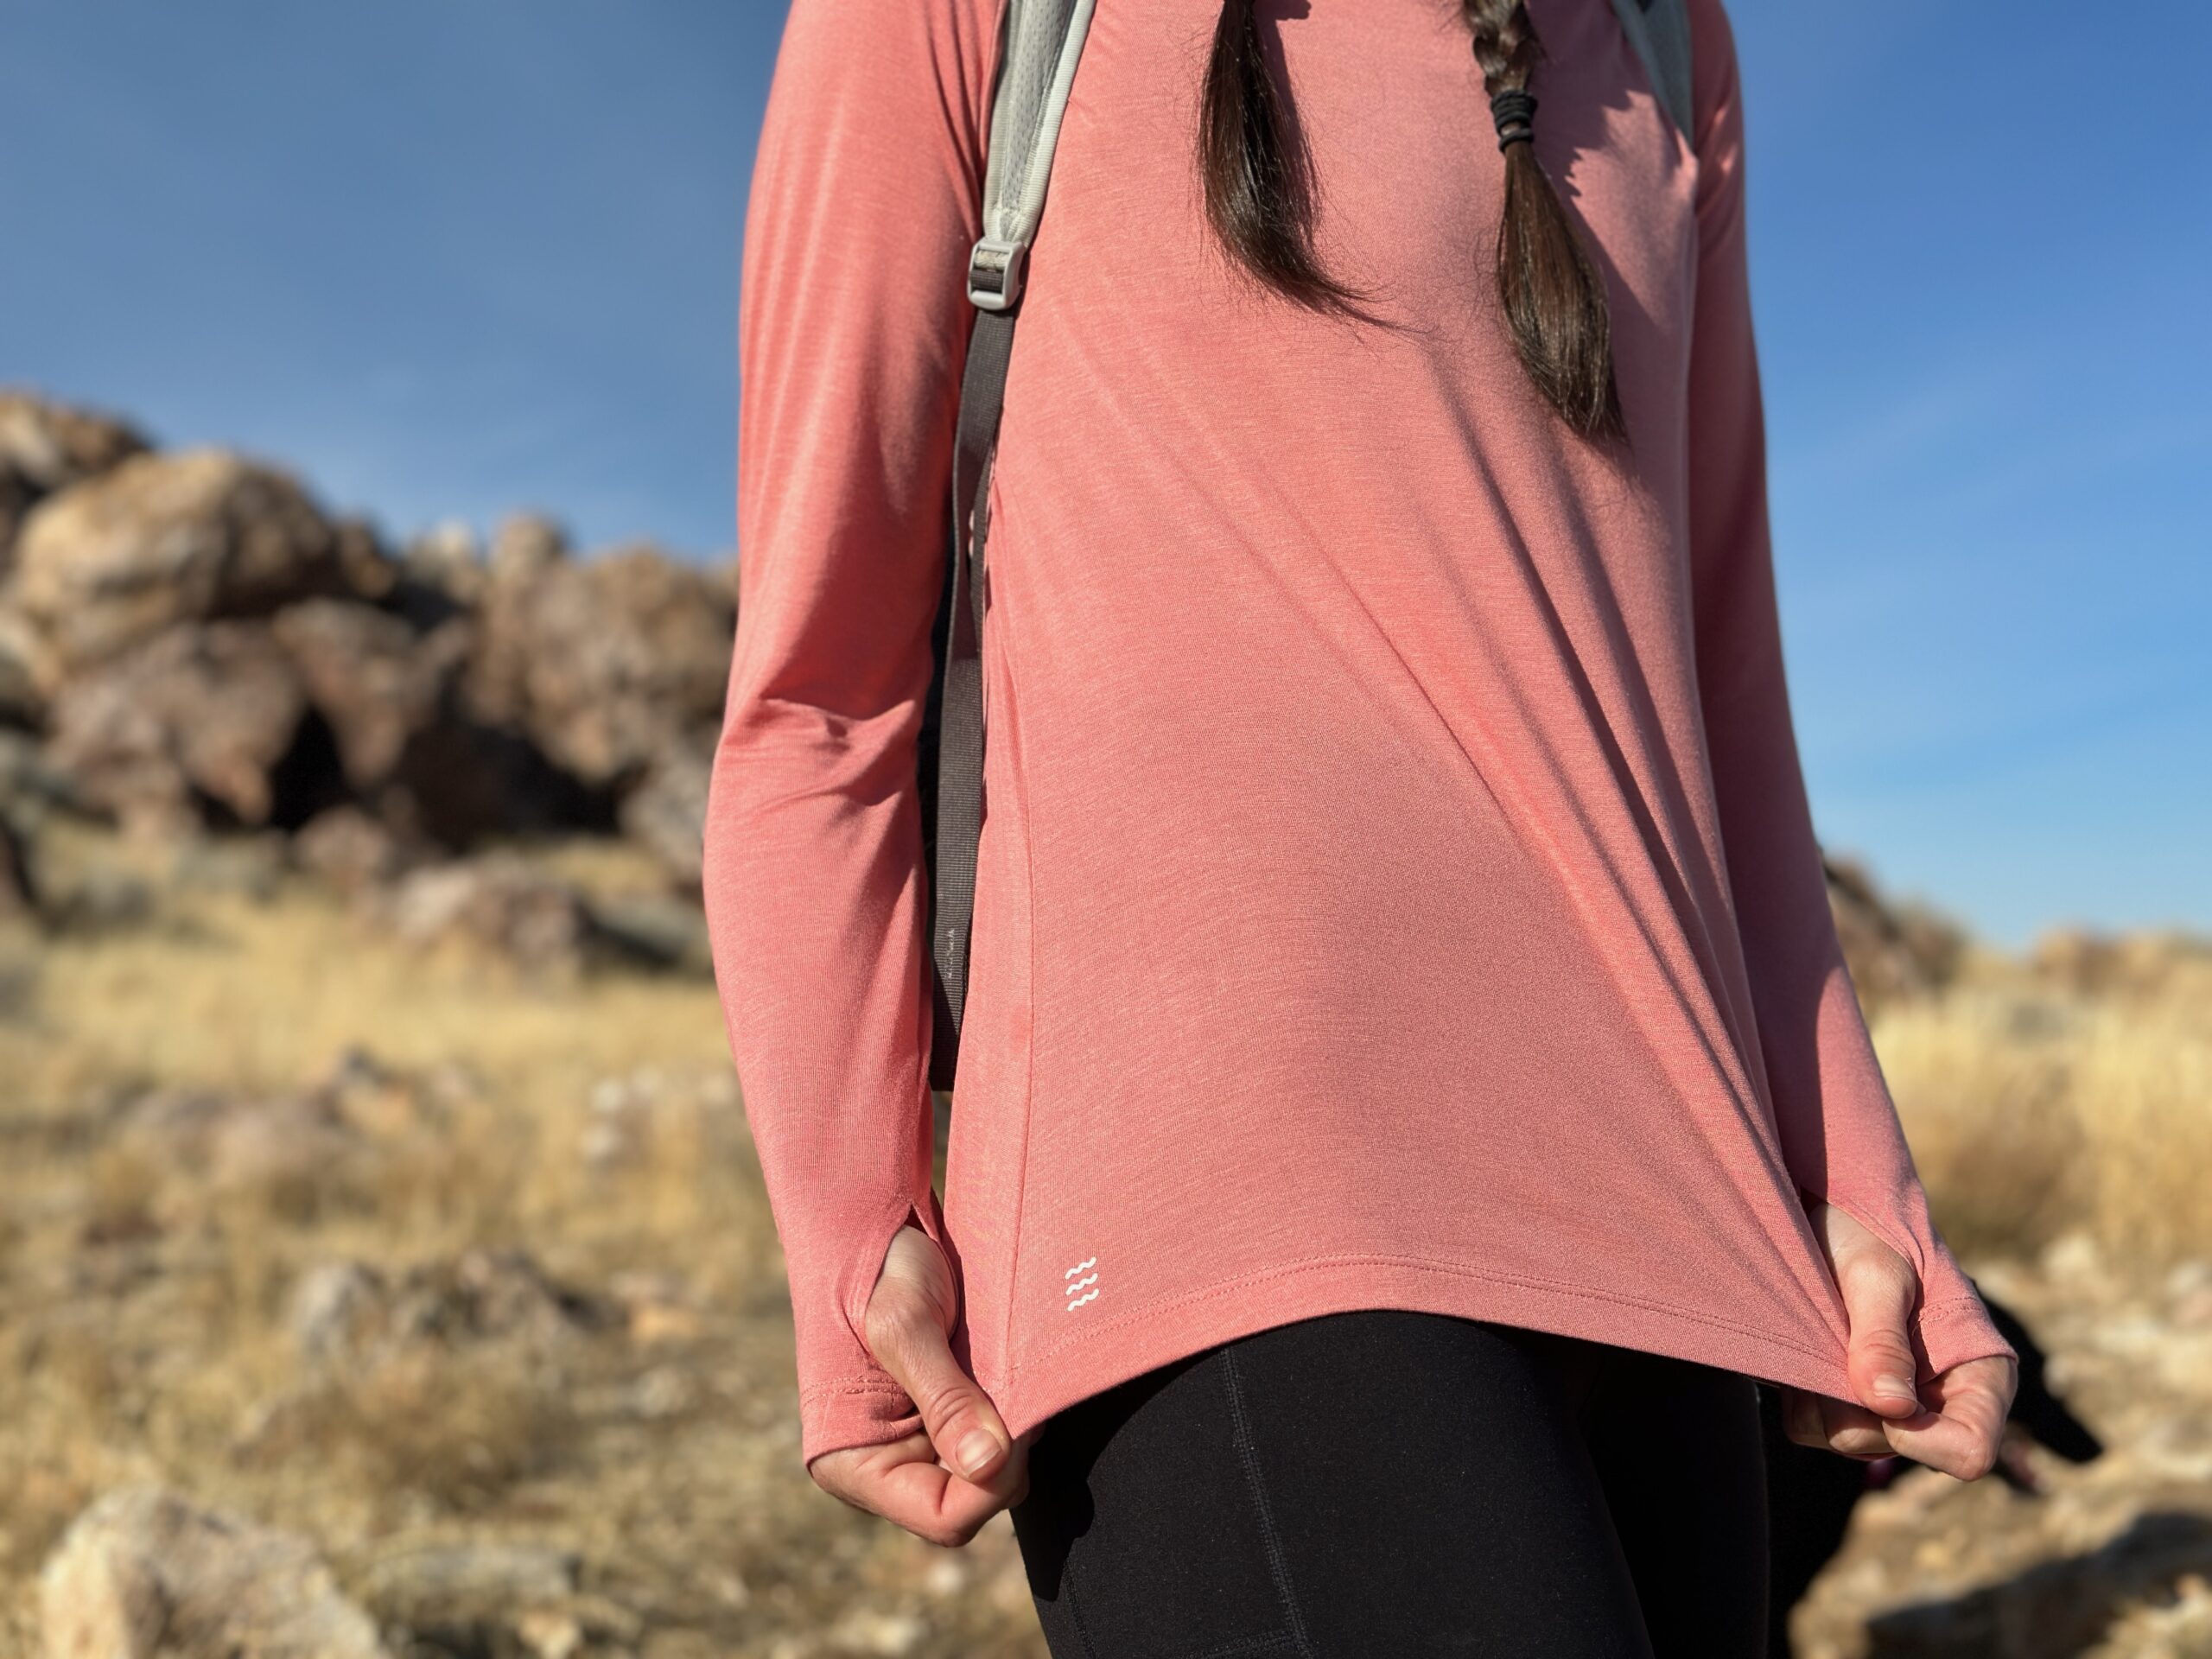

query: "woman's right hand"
xmin=806 ymin=1224 xmax=1033 ymax=1548
xmin=1781 ymin=1202 xmax=2015 ymax=1482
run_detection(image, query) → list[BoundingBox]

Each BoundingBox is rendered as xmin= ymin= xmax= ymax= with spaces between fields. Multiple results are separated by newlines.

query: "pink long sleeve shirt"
xmin=707 ymin=0 xmax=2016 ymax=1468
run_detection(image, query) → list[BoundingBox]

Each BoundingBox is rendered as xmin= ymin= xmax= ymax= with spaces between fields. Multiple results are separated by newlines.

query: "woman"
xmin=705 ymin=0 xmax=2019 ymax=1649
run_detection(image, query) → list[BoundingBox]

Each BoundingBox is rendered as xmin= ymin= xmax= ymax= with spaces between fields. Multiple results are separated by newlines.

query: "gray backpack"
xmin=922 ymin=0 xmax=1694 ymax=1090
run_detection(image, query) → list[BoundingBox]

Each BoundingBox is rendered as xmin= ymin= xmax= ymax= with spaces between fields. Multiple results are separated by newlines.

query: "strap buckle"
xmin=967 ymin=236 xmax=1027 ymax=312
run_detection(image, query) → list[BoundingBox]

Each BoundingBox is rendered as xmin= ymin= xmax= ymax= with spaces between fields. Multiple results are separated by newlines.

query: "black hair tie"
xmin=1490 ymin=88 xmax=1537 ymax=152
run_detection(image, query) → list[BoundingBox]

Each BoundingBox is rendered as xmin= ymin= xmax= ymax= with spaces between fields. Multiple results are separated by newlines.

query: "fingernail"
xmin=957 ymin=1430 xmax=1001 ymax=1478
xmin=1877 ymin=1374 xmax=1917 ymax=1408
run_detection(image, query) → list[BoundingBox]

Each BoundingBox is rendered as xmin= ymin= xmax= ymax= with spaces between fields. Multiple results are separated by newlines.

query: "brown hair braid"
xmin=1198 ymin=0 xmax=1625 ymax=441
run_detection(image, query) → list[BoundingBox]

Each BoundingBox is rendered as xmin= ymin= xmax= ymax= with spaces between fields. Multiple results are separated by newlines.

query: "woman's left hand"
xmin=1779 ymin=1202 xmax=2018 ymax=1482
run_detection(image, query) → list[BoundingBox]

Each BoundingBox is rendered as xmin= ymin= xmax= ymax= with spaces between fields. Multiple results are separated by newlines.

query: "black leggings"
xmin=1009 ymin=1308 xmax=1768 ymax=1658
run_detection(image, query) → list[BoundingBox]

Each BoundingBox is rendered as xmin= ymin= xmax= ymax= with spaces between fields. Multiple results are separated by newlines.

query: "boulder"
xmin=270 ymin=600 xmax=460 ymax=789
xmin=286 ymin=1260 xmax=390 ymax=1364
xmin=581 ymin=1067 xmax=737 ymax=1173
xmin=38 ymin=1484 xmax=389 ymax=1659
xmin=467 ymin=540 xmax=733 ymax=787
xmin=1 ymin=722 xmax=75 ymax=809
xmin=269 ymin=601 xmax=604 ymax=847
xmin=1864 ymin=1510 xmax=2212 ymax=1659
xmin=588 ymin=891 xmax=711 ymax=975
xmin=112 ymin=1085 xmax=360 ymax=1210
xmin=399 ymin=1247 xmax=617 ymax=1347
xmin=376 ymin=852 xmax=609 ymax=973
xmin=0 ymin=806 xmax=32 ymax=920
xmin=0 ymin=724 xmax=73 ymax=808
xmin=329 ymin=514 xmax=397 ymax=603
xmin=2029 ymin=925 xmax=2212 ymax=1001
xmin=617 ymin=736 xmax=710 ymax=889
xmin=355 ymin=1542 xmax=640 ymax=1659
xmin=355 ymin=1543 xmax=580 ymax=1647
xmin=291 ymin=804 xmax=415 ymax=894
xmin=0 ymin=729 xmax=74 ymax=914
xmin=1822 ymin=851 xmax=1968 ymax=1016
xmin=168 ymin=829 xmax=289 ymax=903
xmin=6 ymin=449 xmax=345 ymax=683
xmin=397 ymin=519 xmax=485 ymax=609
xmin=0 ymin=603 xmax=59 ymax=726
xmin=486 ymin=511 xmax=567 ymax=587
xmin=103 ymin=1053 xmax=477 ymax=1230
xmin=378 ymin=712 xmax=614 ymax=849
xmin=286 ymin=1248 xmax=615 ymax=1369
xmin=42 ymin=620 xmax=324 ymax=836
xmin=0 ymin=390 xmax=149 ymax=565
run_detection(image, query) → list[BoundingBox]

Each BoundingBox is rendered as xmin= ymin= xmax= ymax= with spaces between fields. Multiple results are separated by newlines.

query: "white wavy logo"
xmin=1064 ymin=1256 xmax=1100 ymax=1311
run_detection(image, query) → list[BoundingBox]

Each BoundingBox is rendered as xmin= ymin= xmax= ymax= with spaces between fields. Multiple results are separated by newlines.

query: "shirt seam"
xmin=798 ymin=1375 xmax=912 ymax=1403
xmin=1012 ymin=1249 xmax=1841 ymax=1378
xmin=1220 ymin=1344 xmax=1319 ymax=1658
xmin=1914 ymin=1294 xmax=1988 ymax=1324
xmin=988 ymin=457 xmax=1039 ymax=1395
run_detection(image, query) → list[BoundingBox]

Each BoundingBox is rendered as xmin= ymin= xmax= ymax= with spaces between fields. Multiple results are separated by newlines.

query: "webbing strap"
xmin=927 ymin=306 xmax=1015 ymax=1088
xmin=926 ymin=0 xmax=1096 ymax=1089
xmin=1615 ymin=0 xmax=1695 ymax=143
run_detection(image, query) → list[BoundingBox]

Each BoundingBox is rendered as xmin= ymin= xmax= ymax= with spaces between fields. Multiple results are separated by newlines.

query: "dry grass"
xmin=0 ymin=826 xmax=1040 ymax=1658
xmin=1880 ymin=944 xmax=2212 ymax=1271
xmin=277 ymin=1343 xmax=582 ymax=1510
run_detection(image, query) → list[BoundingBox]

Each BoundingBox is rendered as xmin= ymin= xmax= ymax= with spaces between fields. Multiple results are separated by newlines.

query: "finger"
xmin=1779 ymin=1387 xmax=1827 ymax=1449
xmin=813 ymin=1433 xmax=1030 ymax=1548
xmin=863 ymin=1286 xmax=1015 ymax=1484
xmin=1834 ymin=1244 xmax=1925 ymax=1420
xmin=1878 ymin=1357 xmax=2013 ymax=1482
xmin=1995 ymin=1427 xmax=2043 ymax=1493
xmin=1818 ymin=1393 xmax=1904 ymax=1460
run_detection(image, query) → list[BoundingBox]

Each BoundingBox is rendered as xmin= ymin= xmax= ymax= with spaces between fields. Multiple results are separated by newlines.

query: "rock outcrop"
xmin=0 ymin=390 xmax=149 ymax=568
xmin=2028 ymin=926 xmax=2212 ymax=1002
xmin=39 ymin=1485 xmax=390 ymax=1659
xmin=0 ymin=805 xmax=32 ymax=919
xmin=43 ymin=620 xmax=322 ymax=835
xmin=0 ymin=392 xmax=727 ymax=927
xmin=0 ymin=606 xmax=56 ymax=726
xmin=6 ymin=448 xmax=351 ymax=683
xmin=1824 ymin=851 xmax=1971 ymax=1016
xmin=618 ymin=737 xmax=712 ymax=890
xmin=466 ymin=536 xmax=733 ymax=788
xmin=286 ymin=1248 xmax=616 ymax=1369
xmin=374 ymin=853 xmax=613 ymax=974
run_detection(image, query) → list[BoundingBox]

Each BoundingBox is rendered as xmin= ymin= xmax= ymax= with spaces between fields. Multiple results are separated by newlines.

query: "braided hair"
xmin=1198 ymin=0 xmax=1625 ymax=442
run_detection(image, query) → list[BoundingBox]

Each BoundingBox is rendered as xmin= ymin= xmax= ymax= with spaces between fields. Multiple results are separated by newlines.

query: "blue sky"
xmin=0 ymin=2 xmax=2204 ymax=945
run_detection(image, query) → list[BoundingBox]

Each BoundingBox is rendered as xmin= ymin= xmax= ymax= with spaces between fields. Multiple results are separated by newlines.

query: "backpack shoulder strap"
xmin=928 ymin=0 xmax=1097 ymax=1089
xmin=968 ymin=0 xmax=1100 ymax=311
xmin=1611 ymin=0 xmax=1695 ymax=144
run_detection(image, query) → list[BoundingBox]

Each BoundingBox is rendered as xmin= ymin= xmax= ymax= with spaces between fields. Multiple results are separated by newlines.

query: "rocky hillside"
xmin=1 ymin=388 xmax=731 ymax=939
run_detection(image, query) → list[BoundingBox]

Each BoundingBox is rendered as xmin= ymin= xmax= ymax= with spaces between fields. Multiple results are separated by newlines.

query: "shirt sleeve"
xmin=702 ymin=0 xmax=998 ymax=1468
xmin=1681 ymin=0 xmax=2015 ymax=1382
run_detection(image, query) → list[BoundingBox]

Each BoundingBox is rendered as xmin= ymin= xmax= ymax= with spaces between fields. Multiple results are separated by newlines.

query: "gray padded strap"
xmin=1614 ymin=0 xmax=1695 ymax=143
xmin=968 ymin=0 xmax=1098 ymax=310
